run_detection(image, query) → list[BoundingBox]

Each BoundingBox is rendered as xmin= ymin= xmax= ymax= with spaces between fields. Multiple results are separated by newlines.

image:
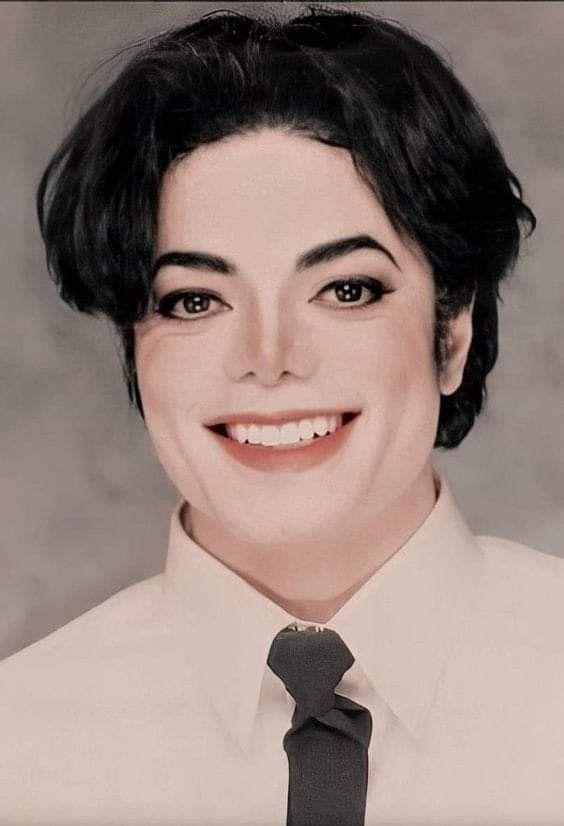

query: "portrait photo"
xmin=1 ymin=2 xmax=563 ymax=824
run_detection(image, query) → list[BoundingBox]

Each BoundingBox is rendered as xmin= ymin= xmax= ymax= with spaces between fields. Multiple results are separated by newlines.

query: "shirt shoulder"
xmin=473 ymin=533 xmax=564 ymax=652
xmin=0 ymin=572 xmax=166 ymax=682
xmin=0 ymin=571 xmax=206 ymax=820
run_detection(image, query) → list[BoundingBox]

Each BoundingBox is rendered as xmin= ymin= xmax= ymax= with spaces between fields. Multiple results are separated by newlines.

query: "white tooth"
xmin=248 ymin=424 xmax=262 ymax=444
xmin=280 ymin=422 xmax=301 ymax=444
xmin=298 ymin=419 xmax=315 ymax=440
xmin=261 ymin=425 xmax=281 ymax=446
xmin=313 ymin=416 xmax=329 ymax=437
xmin=235 ymin=423 xmax=248 ymax=444
xmin=225 ymin=415 xmax=346 ymax=445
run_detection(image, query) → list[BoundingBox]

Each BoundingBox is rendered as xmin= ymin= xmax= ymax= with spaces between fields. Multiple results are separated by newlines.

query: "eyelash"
xmin=153 ymin=277 xmax=394 ymax=322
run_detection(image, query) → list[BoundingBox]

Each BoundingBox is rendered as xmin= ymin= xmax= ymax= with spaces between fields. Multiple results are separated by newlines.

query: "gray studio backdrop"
xmin=2 ymin=1 xmax=563 ymax=660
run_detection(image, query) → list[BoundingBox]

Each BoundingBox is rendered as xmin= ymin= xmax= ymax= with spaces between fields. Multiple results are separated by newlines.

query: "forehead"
xmin=156 ymin=128 xmax=408 ymax=270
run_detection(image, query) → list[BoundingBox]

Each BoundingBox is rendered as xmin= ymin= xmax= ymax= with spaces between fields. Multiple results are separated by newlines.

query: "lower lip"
xmin=206 ymin=415 xmax=360 ymax=473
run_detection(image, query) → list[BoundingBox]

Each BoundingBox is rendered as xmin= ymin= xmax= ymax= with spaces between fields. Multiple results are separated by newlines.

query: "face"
xmin=134 ymin=128 xmax=469 ymax=546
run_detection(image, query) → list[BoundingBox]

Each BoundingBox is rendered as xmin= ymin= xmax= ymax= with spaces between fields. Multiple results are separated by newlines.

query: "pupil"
xmin=337 ymin=283 xmax=362 ymax=302
xmin=184 ymin=295 xmax=210 ymax=313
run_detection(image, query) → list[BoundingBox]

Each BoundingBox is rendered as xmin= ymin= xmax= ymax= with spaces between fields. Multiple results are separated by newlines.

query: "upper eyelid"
xmin=151 ymin=287 xmax=221 ymax=308
xmin=153 ymin=287 xmax=222 ymax=303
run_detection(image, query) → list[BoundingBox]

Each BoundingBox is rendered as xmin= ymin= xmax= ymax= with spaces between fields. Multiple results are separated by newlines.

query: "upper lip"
xmin=204 ymin=408 xmax=361 ymax=427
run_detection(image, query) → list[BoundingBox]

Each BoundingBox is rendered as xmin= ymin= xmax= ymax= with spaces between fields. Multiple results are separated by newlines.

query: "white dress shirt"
xmin=1 ymin=472 xmax=564 ymax=825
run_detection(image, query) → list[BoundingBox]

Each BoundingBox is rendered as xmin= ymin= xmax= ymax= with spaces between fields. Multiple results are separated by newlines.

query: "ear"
xmin=439 ymin=297 xmax=475 ymax=396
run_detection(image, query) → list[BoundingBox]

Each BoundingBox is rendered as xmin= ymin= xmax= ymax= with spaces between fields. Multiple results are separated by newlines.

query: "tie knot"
xmin=267 ymin=626 xmax=355 ymax=719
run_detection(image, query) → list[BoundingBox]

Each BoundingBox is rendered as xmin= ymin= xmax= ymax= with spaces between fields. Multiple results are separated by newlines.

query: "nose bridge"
xmin=249 ymin=291 xmax=293 ymax=377
xmin=227 ymin=284 xmax=313 ymax=384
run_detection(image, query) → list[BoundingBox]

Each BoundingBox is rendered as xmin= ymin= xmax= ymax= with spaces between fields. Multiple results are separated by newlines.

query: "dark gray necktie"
xmin=267 ymin=625 xmax=373 ymax=826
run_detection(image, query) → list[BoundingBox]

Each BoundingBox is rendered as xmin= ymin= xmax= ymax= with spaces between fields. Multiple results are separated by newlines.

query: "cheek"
xmin=133 ymin=331 xmax=213 ymax=497
xmin=134 ymin=330 xmax=207 ymax=424
xmin=346 ymin=315 xmax=438 ymax=398
xmin=352 ymin=314 xmax=441 ymax=461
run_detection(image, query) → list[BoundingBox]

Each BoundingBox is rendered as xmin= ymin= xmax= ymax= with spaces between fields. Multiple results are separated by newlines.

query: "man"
xmin=1 ymin=6 xmax=563 ymax=825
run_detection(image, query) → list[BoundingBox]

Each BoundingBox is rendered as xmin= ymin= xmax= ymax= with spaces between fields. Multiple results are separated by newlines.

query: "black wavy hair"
xmin=36 ymin=4 xmax=536 ymax=448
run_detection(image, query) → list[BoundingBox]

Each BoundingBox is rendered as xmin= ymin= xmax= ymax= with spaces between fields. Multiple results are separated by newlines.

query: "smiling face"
xmin=134 ymin=127 xmax=470 ymax=548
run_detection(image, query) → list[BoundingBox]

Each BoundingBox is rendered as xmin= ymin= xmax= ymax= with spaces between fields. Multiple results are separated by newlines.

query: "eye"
xmin=315 ymin=277 xmax=394 ymax=308
xmin=154 ymin=290 xmax=226 ymax=321
xmin=152 ymin=276 xmax=394 ymax=322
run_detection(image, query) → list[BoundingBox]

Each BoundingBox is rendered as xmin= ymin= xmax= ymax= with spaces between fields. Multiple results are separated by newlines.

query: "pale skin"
xmin=134 ymin=127 xmax=473 ymax=623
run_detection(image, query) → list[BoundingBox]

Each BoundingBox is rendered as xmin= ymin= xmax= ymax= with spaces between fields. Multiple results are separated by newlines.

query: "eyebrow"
xmin=151 ymin=234 xmax=401 ymax=279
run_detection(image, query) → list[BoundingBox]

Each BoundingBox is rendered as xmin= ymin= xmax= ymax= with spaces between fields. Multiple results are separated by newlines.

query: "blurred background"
xmin=1 ymin=1 xmax=563 ymax=660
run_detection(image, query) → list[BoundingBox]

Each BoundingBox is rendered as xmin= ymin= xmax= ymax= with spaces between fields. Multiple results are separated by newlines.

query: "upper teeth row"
xmin=226 ymin=414 xmax=343 ymax=446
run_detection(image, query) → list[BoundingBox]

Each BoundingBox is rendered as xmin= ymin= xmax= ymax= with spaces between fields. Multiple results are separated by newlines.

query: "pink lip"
xmin=204 ymin=408 xmax=360 ymax=427
xmin=206 ymin=413 xmax=360 ymax=473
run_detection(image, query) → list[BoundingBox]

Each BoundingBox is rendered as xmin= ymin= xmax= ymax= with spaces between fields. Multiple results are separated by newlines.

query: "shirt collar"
xmin=160 ymin=471 xmax=483 ymax=753
xmin=160 ymin=502 xmax=296 ymax=754
xmin=328 ymin=472 xmax=483 ymax=740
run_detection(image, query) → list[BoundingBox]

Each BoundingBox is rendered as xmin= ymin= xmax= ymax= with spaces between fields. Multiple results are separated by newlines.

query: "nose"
xmin=223 ymin=301 xmax=316 ymax=386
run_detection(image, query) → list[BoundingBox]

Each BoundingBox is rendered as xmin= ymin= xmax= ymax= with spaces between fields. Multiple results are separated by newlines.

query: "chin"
xmin=216 ymin=498 xmax=351 ymax=546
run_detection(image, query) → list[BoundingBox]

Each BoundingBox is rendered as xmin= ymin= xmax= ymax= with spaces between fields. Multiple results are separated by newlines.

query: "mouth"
xmin=204 ymin=410 xmax=361 ymax=472
xmin=206 ymin=411 xmax=360 ymax=448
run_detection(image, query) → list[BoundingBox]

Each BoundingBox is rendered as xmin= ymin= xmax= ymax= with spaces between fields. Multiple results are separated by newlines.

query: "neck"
xmin=187 ymin=463 xmax=438 ymax=624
